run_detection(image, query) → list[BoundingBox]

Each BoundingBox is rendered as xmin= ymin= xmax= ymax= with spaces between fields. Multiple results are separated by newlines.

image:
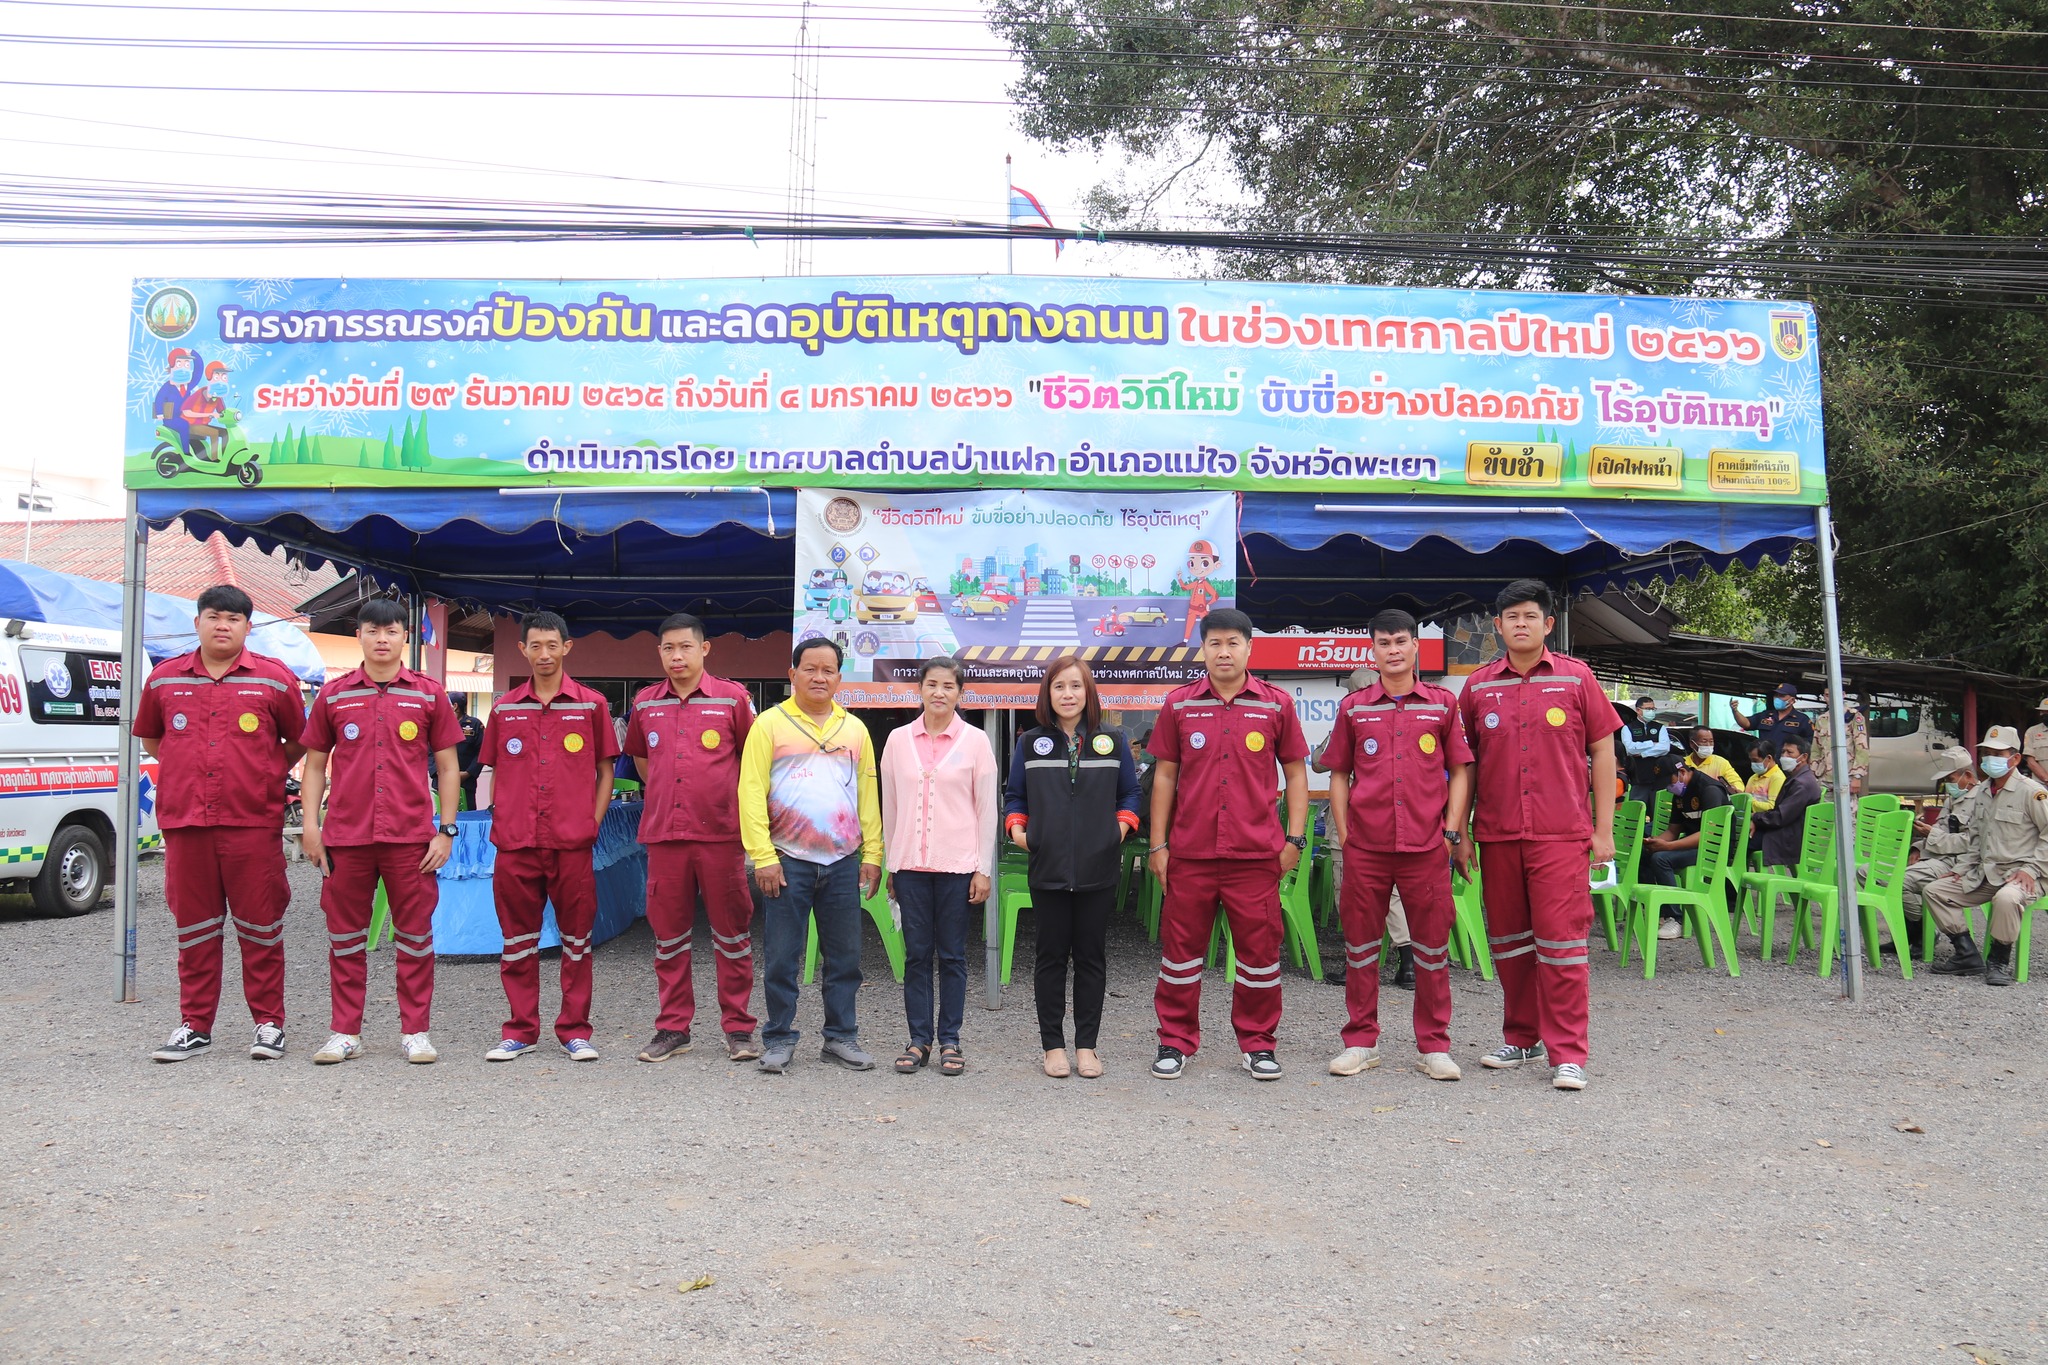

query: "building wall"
xmin=491 ymin=618 xmax=794 ymax=687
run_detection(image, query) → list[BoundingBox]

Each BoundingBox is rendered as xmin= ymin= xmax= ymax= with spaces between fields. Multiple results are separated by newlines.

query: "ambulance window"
xmin=21 ymin=648 xmax=120 ymax=725
xmin=1866 ymin=705 xmax=1919 ymax=739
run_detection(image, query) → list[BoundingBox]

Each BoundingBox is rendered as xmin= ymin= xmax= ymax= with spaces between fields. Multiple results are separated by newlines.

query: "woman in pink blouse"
xmin=879 ymin=656 xmax=997 ymax=1076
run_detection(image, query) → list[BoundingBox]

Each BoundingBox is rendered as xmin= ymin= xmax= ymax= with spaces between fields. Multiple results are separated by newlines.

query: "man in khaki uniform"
xmin=2022 ymin=697 xmax=2048 ymax=784
xmin=1924 ymin=727 xmax=2048 ymax=987
xmin=1896 ymin=747 xmax=1980 ymax=950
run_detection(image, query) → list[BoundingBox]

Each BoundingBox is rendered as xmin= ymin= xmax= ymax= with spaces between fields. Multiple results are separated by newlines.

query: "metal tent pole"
xmin=982 ymin=705 xmax=1003 ymax=1008
xmin=1815 ymin=504 xmax=1864 ymax=1002
xmin=115 ymin=494 xmax=150 ymax=1002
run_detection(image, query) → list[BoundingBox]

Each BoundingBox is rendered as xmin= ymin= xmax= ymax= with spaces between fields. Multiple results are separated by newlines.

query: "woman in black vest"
xmin=1003 ymin=656 xmax=1141 ymax=1079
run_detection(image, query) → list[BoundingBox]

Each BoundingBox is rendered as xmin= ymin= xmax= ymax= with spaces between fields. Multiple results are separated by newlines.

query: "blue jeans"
xmin=894 ymin=870 xmax=970 ymax=1048
xmin=761 ymin=852 xmax=863 ymax=1049
xmin=1648 ymin=848 xmax=1698 ymax=916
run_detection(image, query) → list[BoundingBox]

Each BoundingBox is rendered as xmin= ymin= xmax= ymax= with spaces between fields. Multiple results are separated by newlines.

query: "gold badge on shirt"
xmin=398 ymin=720 xmax=419 ymax=741
xmin=702 ymin=729 xmax=721 ymax=749
xmin=564 ymin=732 xmax=585 ymax=753
xmin=238 ymin=712 xmax=259 ymax=733
xmin=1419 ymin=733 xmax=1437 ymax=755
xmin=1545 ymin=707 xmax=1567 ymax=727
xmin=1245 ymin=731 xmax=1266 ymax=753
xmin=1091 ymin=733 xmax=1114 ymax=755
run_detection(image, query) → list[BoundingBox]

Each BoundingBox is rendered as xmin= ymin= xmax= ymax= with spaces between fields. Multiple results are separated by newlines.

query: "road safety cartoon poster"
xmin=794 ymin=489 xmax=1237 ymax=684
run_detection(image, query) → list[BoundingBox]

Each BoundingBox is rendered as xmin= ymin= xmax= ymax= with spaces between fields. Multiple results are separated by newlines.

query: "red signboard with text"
xmin=1249 ymin=634 xmax=1446 ymax=673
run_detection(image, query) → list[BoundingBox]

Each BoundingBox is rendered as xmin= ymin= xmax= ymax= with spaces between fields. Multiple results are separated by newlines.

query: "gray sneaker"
xmin=820 ymin=1038 xmax=875 ymax=1071
xmin=757 ymin=1043 xmax=795 ymax=1074
xmin=1480 ymin=1041 xmax=1547 ymax=1070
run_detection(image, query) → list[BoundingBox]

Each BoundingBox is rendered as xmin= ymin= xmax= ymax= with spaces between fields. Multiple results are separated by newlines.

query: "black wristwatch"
xmin=1443 ymin=829 xmax=1463 ymax=846
xmin=1284 ymin=834 xmax=1307 ymax=850
xmin=438 ymin=823 xmax=459 ymax=837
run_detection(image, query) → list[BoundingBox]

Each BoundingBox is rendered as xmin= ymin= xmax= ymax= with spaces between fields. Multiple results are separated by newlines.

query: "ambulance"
xmin=0 ymin=620 xmax=160 ymax=916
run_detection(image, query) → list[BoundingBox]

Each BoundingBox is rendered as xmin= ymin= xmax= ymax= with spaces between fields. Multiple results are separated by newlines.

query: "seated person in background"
xmin=1682 ymin=726 xmax=1743 ymax=794
xmin=1895 ymin=746 xmax=1979 ymax=954
xmin=1751 ymin=737 xmax=1822 ymax=870
xmin=1745 ymin=739 xmax=1783 ymax=813
xmin=1643 ymin=757 xmax=1728 ymax=939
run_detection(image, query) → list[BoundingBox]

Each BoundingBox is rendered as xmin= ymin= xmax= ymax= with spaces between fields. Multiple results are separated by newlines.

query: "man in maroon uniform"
xmin=1460 ymin=580 xmax=1619 ymax=1091
xmin=1146 ymin=608 xmax=1310 ymax=1082
xmin=298 ymin=598 xmax=463 ymax=1066
xmin=479 ymin=611 xmax=619 ymax=1062
xmin=134 ymin=585 xmax=305 ymax=1062
xmin=1321 ymin=608 xmax=1474 ymax=1082
xmin=623 ymin=612 xmax=761 ymax=1063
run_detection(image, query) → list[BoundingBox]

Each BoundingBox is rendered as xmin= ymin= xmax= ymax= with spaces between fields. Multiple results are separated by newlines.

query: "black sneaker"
xmin=637 ymin=1029 xmax=692 ymax=1063
xmin=1151 ymin=1045 xmax=1185 ymax=1080
xmin=152 ymin=1025 xmax=212 ymax=1063
xmin=250 ymin=1022 xmax=286 ymax=1060
xmin=1242 ymin=1050 xmax=1283 ymax=1081
xmin=1479 ymin=1042 xmax=1547 ymax=1070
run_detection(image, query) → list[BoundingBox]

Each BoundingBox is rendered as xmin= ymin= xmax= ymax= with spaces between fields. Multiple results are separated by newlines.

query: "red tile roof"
xmin=12 ymin=518 xmax=343 ymax=621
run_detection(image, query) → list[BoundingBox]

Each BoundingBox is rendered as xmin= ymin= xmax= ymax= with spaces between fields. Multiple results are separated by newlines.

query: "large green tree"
xmin=992 ymin=0 xmax=2048 ymax=672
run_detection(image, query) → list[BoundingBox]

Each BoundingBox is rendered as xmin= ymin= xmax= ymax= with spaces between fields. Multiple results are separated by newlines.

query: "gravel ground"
xmin=3 ymin=858 xmax=2045 ymax=1364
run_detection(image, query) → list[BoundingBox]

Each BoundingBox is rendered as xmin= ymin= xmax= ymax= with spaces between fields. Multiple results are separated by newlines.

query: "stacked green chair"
xmin=1836 ymin=809 xmax=1915 ymax=979
xmin=1621 ymin=804 xmax=1740 ymax=978
xmin=803 ymin=878 xmax=907 ymax=984
xmin=1593 ymin=800 xmax=1646 ymax=951
xmin=1750 ymin=803 xmax=1838 ymax=961
xmin=1205 ymin=827 xmax=1326 ymax=983
xmin=1786 ymin=808 xmax=1909 ymax=978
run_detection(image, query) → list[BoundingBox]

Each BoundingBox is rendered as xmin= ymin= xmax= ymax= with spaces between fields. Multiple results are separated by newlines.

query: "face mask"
xmin=1779 ymin=756 xmax=1798 ymax=773
xmin=1982 ymin=756 xmax=2011 ymax=779
xmin=1694 ymin=746 xmax=1714 ymax=760
xmin=1751 ymin=761 xmax=1767 ymax=775
xmin=1668 ymin=781 xmax=1690 ymax=797
xmin=1943 ymin=782 xmax=1964 ymax=799
xmin=1773 ymin=696 xmax=1790 ymax=710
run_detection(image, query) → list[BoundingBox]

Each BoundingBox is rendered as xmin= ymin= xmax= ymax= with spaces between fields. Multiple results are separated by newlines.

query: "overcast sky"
xmin=1 ymin=0 xmax=1203 ymax=509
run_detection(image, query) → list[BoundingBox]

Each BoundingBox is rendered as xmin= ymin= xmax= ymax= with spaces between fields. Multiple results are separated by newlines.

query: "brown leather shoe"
xmin=725 ymin=1031 xmax=763 ymax=1062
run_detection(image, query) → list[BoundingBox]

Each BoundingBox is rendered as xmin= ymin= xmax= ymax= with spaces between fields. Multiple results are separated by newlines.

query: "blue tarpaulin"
xmin=0 ymin=557 xmax=328 ymax=683
xmin=138 ymin=487 xmax=1812 ymax=634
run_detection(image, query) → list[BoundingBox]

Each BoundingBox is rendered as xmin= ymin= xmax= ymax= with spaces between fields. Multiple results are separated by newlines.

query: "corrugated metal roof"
xmin=13 ymin=517 xmax=344 ymax=621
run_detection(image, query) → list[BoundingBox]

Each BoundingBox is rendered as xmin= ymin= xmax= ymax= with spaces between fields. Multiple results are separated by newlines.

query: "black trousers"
xmin=1032 ymin=886 xmax=1114 ymax=1050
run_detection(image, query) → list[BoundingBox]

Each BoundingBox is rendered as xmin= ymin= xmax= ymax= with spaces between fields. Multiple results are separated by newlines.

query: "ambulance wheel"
xmin=32 ymin=825 xmax=107 ymax=918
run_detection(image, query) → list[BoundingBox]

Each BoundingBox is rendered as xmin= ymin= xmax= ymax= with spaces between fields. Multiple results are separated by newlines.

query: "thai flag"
xmin=1009 ymin=187 xmax=1063 ymax=258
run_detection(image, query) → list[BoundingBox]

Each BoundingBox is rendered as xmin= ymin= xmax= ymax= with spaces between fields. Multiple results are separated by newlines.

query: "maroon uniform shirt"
xmin=133 ymin=648 xmax=304 ymax=830
xmin=1459 ymin=648 xmax=1620 ymax=843
xmin=622 ymin=674 xmax=755 ymax=844
xmin=1151 ymin=674 xmax=1310 ymax=859
xmin=1322 ymin=678 xmax=1474 ymax=853
xmin=478 ymin=676 xmax=620 ymax=850
xmin=302 ymin=666 xmax=464 ymax=845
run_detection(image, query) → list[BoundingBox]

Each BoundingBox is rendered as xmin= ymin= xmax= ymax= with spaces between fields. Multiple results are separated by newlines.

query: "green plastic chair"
xmin=1720 ymin=792 xmax=1753 ymax=928
xmin=1621 ymin=804 xmax=1740 ymax=978
xmin=1852 ymin=794 xmax=1900 ymax=869
xmin=802 ymin=879 xmax=907 ymax=984
xmin=1920 ymin=888 xmax=2048 ymax=983
xmin=1787 ymin=809 xmax=1910 ymax=978
xmin=366 ymin=878 xmax=392 ymax=951
xmin=1207 ymin=829 xmax=1325 ymax=983
xmin=1829 ymin=809 xmax=1914 ymax=979
xmin=1651 ymin=789 xmax=1673 ymax=844
xmin=1746 ymin=803 xmax=1836 ymax=959
xmin=1310 ymin=847 xmax=1339 ymax=930
xmin=1592 ymin=800 xmax=1646 ymax=951
xmin=1448 ymin=868 xmax=1494 ymax=980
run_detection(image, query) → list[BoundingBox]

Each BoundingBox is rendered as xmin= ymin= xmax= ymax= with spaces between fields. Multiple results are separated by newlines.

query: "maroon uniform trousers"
xmin=493 ymin=846 xmax=598 ymax=1044
xmin=644 ymin=839 xmax=757 ymax=1036
xmin=163 ymin=826 xmax=290 ymax=1032
xmin=322 ymin=842 xmax=438 ymax=1035
xmin=1338 ymin=846 xmax=1455 ymax=1053
xmin=1154 ymin=855 xmax=1285 ymax=1056
xmin=1479 ymin=839 xmax=1595 ymax=1066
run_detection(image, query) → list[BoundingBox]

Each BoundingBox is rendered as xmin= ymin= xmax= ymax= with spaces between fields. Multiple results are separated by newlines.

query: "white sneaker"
xmin=1418 ymin=1051 xmax=1463 ymax=1081
xmin=400 ymin=1032 xmax=438 ymax=1065
xmin=312 ymin=1032 xmax=362 ymax=1065
xmin=1553 ymin=1063 xmax=1588 ymax=1091
xmin=486 ymin=1038 xmax=537 ymax=1061
xmin=1656 ymin=918 xmax=1682 ymax=940
xmin=1328 ymin=1045 xmax=1381 ymax=1076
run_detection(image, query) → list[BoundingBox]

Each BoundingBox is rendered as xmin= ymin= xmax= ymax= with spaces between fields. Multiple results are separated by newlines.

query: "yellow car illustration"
xmin=1124 ymin=607 xmax=1170 ymax=625
xmin=855 ymin=594 xmax=918 ymax=624
xmin=949 ymin=595 xmax=1008 ymax=617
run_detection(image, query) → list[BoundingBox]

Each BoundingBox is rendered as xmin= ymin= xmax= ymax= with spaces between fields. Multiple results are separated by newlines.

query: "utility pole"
xmin=784 ymin=0 xmax=819 ymax=277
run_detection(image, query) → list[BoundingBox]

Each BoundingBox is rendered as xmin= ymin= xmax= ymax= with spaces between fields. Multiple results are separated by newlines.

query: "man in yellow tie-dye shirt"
xmin=740 ymin=638 xmax=884 ymax=1075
